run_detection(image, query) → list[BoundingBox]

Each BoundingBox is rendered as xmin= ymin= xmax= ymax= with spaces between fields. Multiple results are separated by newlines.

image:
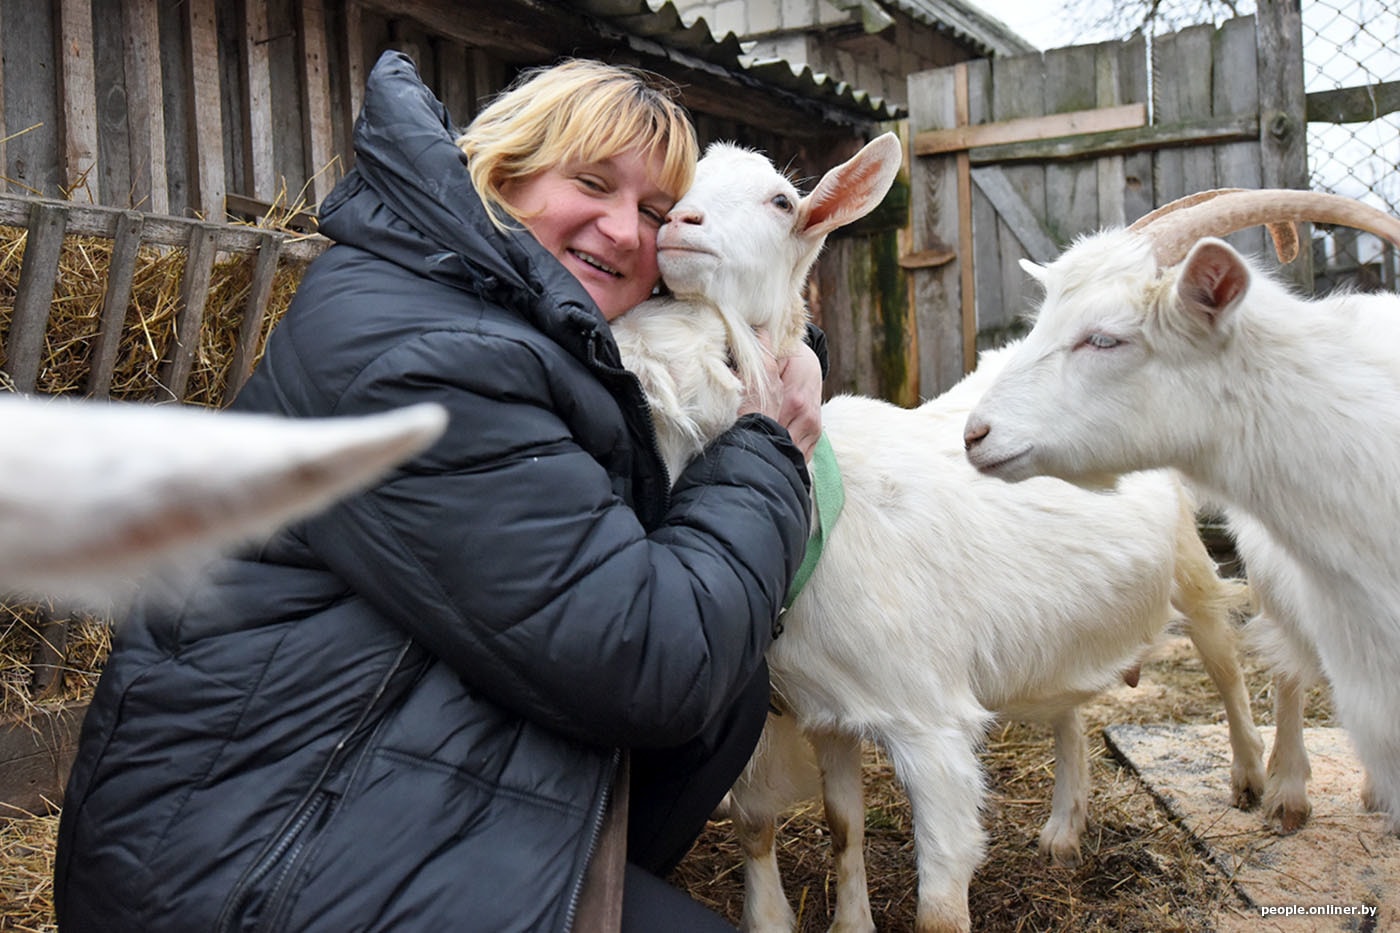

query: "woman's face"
xmin=501 ymin=148 xmax=676 ymax=321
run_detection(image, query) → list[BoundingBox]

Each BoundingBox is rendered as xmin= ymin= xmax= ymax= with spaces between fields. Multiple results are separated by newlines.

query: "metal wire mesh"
xmin=1302 ymin=0 xmax=1399 ymax=289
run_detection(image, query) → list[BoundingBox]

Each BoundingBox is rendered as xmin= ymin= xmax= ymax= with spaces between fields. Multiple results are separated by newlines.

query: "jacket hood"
xmin=318 ymin=51 xmax=618 ymax=364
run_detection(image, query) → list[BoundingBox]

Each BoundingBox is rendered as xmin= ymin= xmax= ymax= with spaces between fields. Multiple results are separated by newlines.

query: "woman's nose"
xmin=599 ymin=203 xmax=642 ymax=248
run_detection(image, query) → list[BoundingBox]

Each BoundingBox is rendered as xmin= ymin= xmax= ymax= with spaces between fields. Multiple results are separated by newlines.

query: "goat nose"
xmin=963 ymin=421 xmax=989 ymax=451
xmin=669 ymin=206 xmax=704 ymax=226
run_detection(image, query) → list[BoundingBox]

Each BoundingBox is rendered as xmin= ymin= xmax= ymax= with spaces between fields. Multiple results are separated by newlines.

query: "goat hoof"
xmin=1233 ymin=784 xmax=1262 ymax=811
xmin=1266 ymin=803 xmax=1311 ymax=834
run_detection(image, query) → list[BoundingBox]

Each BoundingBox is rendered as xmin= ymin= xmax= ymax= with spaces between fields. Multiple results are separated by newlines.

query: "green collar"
xmin=783 ymin=432 xmax=844 ymax=610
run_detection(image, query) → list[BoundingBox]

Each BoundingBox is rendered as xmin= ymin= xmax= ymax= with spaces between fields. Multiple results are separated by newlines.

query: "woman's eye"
xmin=771 ymin=194 xmax=793 ymax=212
xmin=1084 ymin=333 xmax=1119 ymax=349
xmin=641 ymin=206 xmax=666 ymax=226
xmin=578 ymin=176 xmax=606 ymax=192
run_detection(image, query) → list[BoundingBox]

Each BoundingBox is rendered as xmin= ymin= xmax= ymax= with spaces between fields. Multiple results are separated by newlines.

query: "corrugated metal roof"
xmin=882 ymin=0 xmax=1038 ymax=58
xmin=570 ymin=0 xmax=903 ymax=121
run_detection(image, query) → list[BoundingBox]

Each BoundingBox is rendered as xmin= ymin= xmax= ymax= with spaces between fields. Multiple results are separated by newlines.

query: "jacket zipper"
xmin=561 ymin=747 xmax=621 ymax=933
xmin=214 ymin=638 xmax=416 ymax=933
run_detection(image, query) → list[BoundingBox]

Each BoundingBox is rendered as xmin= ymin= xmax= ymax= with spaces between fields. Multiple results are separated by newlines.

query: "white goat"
xmin=963 ymin=188 xmax=1400 ymax=837
xmin=612 ymin=136 xmax=900 ymax=480
xmin=0 ymin=394 xmax=445 ymax=603
xmin=613 ymin=143 xmax=1265 ymax=933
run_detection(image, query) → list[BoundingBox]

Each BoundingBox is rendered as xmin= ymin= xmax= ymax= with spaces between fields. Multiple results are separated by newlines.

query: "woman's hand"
xmin=738 ymin=332 xmax=824 ymax=461
xmin=775 ymin=341 xmax=823 ymax=460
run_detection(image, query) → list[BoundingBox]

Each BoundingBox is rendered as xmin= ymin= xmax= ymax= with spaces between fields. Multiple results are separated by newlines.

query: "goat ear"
xmin=1 ymin=400 xmax=447 ymax=603
xmin=1019 ymin=258 xmax=1048 ymax=284
xmin=799 ymin=132 xmax=903 ymax=239
xmin=1176 ymin=238 xmax=1250 ymax=330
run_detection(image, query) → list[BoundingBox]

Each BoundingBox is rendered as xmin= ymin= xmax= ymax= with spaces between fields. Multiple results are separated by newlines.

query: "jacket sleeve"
xmin=295 ymin=327 xmax=811 ymax=749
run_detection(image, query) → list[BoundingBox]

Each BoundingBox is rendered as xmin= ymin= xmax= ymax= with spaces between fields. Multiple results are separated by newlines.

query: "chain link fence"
xmin=1302 ymin=0 xmax=1398 ymax=290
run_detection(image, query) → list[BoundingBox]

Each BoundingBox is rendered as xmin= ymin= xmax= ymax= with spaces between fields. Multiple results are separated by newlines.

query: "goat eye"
xmin=1084 ymin=333 xmax=1120 ymax=349
xmin=771 ymin=194 xmax=793 ymax=212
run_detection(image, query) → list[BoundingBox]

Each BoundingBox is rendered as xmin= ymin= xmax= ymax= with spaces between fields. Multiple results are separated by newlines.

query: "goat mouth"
xmin=968 ymin=446 xmax=1034 ymax=479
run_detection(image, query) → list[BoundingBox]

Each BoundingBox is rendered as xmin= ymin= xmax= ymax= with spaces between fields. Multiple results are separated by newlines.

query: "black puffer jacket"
xmin=54 ymin=52 xmax=811 ymax=933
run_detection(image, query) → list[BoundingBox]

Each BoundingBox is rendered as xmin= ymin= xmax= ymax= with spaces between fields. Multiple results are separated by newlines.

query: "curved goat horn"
xmin=1135 ymin=188 xmax=1400 ymax=269
xmin=1132 ymin=188 xmax=1300 ymax=264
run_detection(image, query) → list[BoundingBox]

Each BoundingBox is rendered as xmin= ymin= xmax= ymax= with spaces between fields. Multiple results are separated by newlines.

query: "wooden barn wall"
xmin=0 ymin=0 xmax=867 ymax=220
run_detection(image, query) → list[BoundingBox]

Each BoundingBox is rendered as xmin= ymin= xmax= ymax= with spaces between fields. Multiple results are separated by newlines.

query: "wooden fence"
xmin=895 ymin=8 xmax=1313 ymax=400
xmin=0 ymin=193 xmax=328 ymax=812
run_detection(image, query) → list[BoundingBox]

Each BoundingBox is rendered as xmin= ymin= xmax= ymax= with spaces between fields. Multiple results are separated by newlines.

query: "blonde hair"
xmin=456 ymin=59 xmax=697 ymax=230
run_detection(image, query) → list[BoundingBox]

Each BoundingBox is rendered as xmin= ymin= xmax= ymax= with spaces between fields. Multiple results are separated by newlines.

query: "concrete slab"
xmin=1103 ymin=723 xmax=1395 ymax=932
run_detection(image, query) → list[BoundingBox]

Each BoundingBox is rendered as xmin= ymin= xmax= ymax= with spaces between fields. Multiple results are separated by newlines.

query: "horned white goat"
xmin=0 ymin=394 xmax=445 ymax=603
xmin=613 ymin=141 xmax=1265 ymax=933
xmin=963 ymin=188 xmax=1400 ymax=837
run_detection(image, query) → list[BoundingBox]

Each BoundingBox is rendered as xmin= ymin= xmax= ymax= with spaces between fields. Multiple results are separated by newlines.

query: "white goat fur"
xmin=964 ymin=226 xmax=1400 ymax=837
xmin=0 ymin=395 xmax=446 ymax=603
xmin=612 ymin=140 xmax=1265 ymax=933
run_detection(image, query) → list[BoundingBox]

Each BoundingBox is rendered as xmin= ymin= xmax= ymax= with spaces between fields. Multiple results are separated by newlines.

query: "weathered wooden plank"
xmin=1153 ymin=23 xmax=1217 ymax=206
xmin=1215 ymin=15 xmax=1266 ymax=261
xmin=226 ymin=232 xmax=283 ymax=403
xmin=123 ymin=0 xmax=167 ymax=214
xmin=344 ymin=0 xmax=367 ymax=151
xmin=0 ymin=193 xmax=330 ymax=262
xmin=1093 ymin=40 xmax=1127 ymax=230
xmin=436 ymin=40 xmax=471 ymax=127
xmin=6 ymin=203 xmax=68 ymax=393
xmin=1307 ymin=79 xmax=1400 ymax=123
xmin=28 ymin=607 xmax=69 ymax=698
xmin=157 ymin=224 xmax=218 ymax=401
xmin=0 ymin=703 xmax=89 ymax=815
xmin=300 ymin=0 xmax=338 ymax=206
xmin=965 ymin=57 xmax=1006 ymax=345
xmin=86 ymin=210 xmax=145 ymax=398
xmin=965 ymin=112 xmax=1260 ymax=165
xmin=92 ymin=0 xmax=132 ymax=207
xmin=185 ymin=0 xmax=226 ymax=219
xmin=907 ymin=65 xmax=964 ymax=399
xmin=1116 ymin=36 xmax=1154 ymax=225
xmin=1257 ymin=0 xmax=1312 ymax=288
xmin=990 ymin=50 xmax=1047 ymax=346
xmin=243 ymin=0 xmax=277 ymax=201
xmin=0 ymin=0 xmax=6 ymax=194
xmin=954 ymin=63 xmax=975 ymax=375
xmin=57 ymin=0 xmax=101 ymax=195
xmin=912 ymin=102 xmax=1146 ymax=157
xmin=1044 ymin=44 xmax=1100 ymax=245
xmin=4 ymin=4 xmax=61 ymax=197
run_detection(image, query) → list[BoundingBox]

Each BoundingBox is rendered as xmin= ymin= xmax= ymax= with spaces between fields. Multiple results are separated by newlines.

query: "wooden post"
xmin=1256 ymin=0 xmax=1313 ymax=290
xmin=56 ymin=0 xmax=100 ymax=196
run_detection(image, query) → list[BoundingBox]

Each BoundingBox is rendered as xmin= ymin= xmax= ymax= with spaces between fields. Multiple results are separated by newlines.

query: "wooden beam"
xmin=969 ymin=167 xmax=1059 ymax=263
xmin=0 ymin=192 xmax=329 ymax=262
xmin=913 ymin=102 xmax=1147 ymax=157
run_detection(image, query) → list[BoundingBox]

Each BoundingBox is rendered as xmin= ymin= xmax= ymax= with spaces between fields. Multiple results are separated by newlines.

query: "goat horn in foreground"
xmin=1134 ymin=188 xmax=1400 ymax=268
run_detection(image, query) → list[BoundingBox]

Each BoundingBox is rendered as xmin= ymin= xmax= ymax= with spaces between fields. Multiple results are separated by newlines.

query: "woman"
xmin=54 ymin=51 xmax=819 ymax=932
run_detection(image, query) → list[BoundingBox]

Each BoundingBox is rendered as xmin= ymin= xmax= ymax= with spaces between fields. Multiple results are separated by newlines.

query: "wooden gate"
xmin=903 ymin=7 xmax=1309 ymax=399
